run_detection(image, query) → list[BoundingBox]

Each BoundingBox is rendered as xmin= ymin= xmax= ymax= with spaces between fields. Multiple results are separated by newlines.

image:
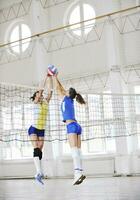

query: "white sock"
xmin=71 ymin=147 xmax=81 ymax=175
xmin=33 ymin=157 xmax=41 ymax=174
xmin=40 ymin=160 xmax=43 ymax=175
xmin=78 ymin=148 xmax=83 ymax=171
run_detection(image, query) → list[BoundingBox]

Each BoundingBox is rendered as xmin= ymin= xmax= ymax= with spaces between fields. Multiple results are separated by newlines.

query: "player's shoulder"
xmin=62 ymin=95 xmax=69 ymax=101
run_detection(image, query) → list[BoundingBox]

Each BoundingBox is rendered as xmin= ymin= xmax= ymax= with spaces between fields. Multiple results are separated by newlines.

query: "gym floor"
xmin=0 ymin=176 xmax=140 ymax=200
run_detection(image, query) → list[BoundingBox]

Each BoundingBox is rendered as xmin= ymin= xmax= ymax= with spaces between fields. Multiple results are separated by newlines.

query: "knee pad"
xmin=33 ymin=148 xmax=42 ymax=160
xmin=39 ymin=151 xmax=42 ymax=160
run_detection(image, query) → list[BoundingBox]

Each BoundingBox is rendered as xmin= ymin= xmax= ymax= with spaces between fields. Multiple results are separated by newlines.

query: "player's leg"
xmin=76 ymin=134 xmax=86 ymax=184
xmin=38 ymin=135 xmax=45 ymax=178
xmin=68 ymin=122 xmax=86 ymax=185
xmin=67 ymin=122 xmax=83 ymax=185
xmin=68 ymin=134 xmax=83 ymax=185
xmin=28 ymin=126 xmax=44 ymax=185
xmin=33 ymin=129 xmax=45 ymax=184
xmin=33 ymin=146 xmax=44 ymax=185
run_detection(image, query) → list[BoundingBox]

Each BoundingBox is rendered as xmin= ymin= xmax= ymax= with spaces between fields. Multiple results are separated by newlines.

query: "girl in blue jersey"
xmin=54 ymin=74 xmax=86 ymax=185
xmin=28 ymin=75 xmax=53 ymax=184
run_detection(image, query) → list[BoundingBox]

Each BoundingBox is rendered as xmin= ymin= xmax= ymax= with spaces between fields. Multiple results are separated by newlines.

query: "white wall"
xmin=1 ymin=153 xmax=140 ymax=178
xmin=0 ymin=0 xmax=21 ymax=9
xmin=123 ymin=32 xmax=140 ymax=65
xmin=0 ymin=156 xmax=115 ymax=178
xmin=1 ymin=0 xmax=139 ymax=85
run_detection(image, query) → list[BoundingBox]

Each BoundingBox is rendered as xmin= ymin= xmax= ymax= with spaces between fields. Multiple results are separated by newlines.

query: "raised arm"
xmin=53 ymin=75 xmax=66 ymax=97
xmin=37 ymin=74 xmax=48 ymax=98
xmin=37 ymin=73 xmax=53 ymax=103
xmin=45 ymin=76 xmax=53 ymax=103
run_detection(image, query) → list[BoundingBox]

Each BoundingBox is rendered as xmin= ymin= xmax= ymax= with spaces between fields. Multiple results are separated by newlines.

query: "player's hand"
xmin=54 ymin=71 xmax=58 ymax=77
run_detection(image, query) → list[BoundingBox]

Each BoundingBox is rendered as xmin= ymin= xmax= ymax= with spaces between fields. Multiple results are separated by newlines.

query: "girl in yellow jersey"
xmin=28 ymin=75 xmax=53 ymax=185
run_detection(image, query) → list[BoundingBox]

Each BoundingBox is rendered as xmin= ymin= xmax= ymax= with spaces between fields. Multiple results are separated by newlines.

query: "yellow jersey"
xmin=32 ymin=101 xmax=48 ymax=130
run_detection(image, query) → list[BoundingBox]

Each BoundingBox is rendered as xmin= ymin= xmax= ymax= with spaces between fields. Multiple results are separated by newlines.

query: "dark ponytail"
xmin=76 ymin=93 xmax=86 ymax=104
xmin=30 ymin=91 xmax=39 ymax=101
xmin=69 ymin=87 xmax=86 ymax=104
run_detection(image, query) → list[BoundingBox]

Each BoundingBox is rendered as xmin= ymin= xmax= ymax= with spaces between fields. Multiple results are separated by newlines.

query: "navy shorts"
xmin=28 ymin=126 xmax=45 ymax=137
xmin=66 ymin=122 xmax=82 ymax=135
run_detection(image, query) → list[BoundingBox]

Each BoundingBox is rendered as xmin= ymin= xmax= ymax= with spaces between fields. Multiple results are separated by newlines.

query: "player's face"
xmin=35 ymin=93 xmax=43 ymax=102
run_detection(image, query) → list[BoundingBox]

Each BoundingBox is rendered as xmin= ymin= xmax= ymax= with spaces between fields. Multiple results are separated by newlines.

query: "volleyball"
xmin=47 ymin=64 xmax=58 ymax=76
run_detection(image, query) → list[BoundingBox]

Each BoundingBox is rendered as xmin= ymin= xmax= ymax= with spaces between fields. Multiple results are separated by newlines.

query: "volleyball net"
xmin=0 ymin=82 xmax=140 ymax=144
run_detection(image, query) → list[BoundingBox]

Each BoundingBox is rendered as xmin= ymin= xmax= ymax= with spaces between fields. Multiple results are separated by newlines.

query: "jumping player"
xmin=28 ymin=74 xmax=53 ymax=185
xmin=53 ymin=74 xmax=86 ymax=185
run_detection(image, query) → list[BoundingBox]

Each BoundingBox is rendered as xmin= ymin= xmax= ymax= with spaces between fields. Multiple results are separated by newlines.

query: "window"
xmin=2 ymin=107 xmax=12 ymax=130
xmin=0 ymin=103 xmax=33 ymax=160
xmin=88 ymin=94 xmax=101 ymax=120
xmin=134 ymin=85 xmax=140 ymax=148
xmin=24 ymin=104 xmax=34 ymax=129
xmin=66 ymin=1 xmax=96 ymax=37
xmin=134 ymin=85 xmax=140 ymax=114
xmin=13 ymin=105 xmax=22 ymax=129
xmin=103 ymin=92 xmax=113 ymax=119
xmin=10 ymin=23 xmax=31 ymax=54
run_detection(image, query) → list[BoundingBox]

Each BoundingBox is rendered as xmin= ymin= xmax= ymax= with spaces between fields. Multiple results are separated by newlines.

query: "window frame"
xmin=64 ymin=0 xmax=96 ymax=38
xmin=7 ymin=21 xmax=31 ymax=56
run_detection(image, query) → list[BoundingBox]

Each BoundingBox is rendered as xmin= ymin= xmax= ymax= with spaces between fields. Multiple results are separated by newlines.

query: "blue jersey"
xmin=61 ymin=96 xmax=76 ymax=122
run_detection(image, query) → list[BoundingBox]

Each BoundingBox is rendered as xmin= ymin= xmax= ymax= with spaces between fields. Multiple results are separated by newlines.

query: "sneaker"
xmin=73 ymin=173 xmax=85 ymax=185
xmin=35 ymin=173 xmax=44 ymax=185
xmin=76 ymin=175 xmax=86 ymax=185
